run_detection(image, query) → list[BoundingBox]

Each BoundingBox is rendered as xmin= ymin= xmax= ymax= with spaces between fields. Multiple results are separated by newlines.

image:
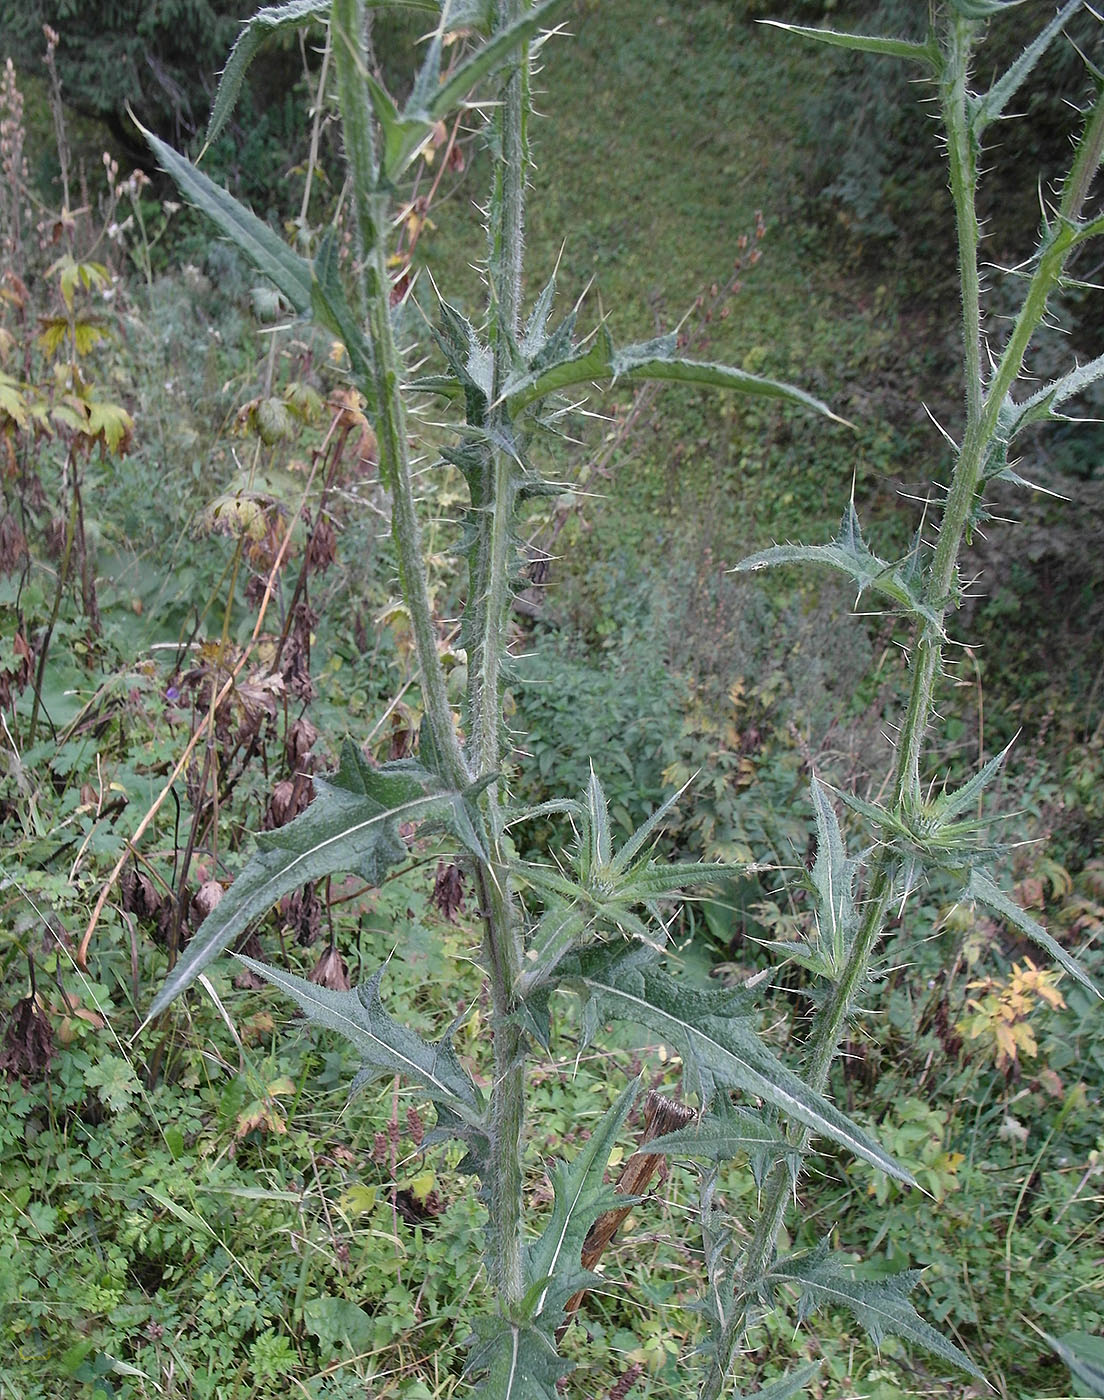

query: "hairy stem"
xmin=702 ymin=16 xmax=1101 ymax=1393
xmin=469 ymin=0 xmax=532 ymax=1310
xmin=332 ymin=0 xmax=467 ymax=792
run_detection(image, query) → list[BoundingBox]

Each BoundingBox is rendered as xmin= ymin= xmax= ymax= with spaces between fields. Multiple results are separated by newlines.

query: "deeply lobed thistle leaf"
xmin=566 ymin=944 xmax=911 ymax=1183
xmin=465 ymin=1318 xmax=572 ymax=1399
xmin=770 ymin=1241 xmax=983 ymax=1377
xmin=526 ymin=1077 xmax=639 ymax=1329
xmin=734 ymin=503 xmax=942 ymax=633
xmin=142 ymin=741 xmax=487 ymax=1024
xmin=647 ymin=1097 xmax=803 ymax=1190
xmin=235 ymin=957 xmax=485 ymax=1118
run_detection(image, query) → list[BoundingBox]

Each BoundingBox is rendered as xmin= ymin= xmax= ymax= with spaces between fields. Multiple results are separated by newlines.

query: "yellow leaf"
xmin=407 ymin=1169 xmax=436 ymax=1203
xmin=339 ymin=1184 xmax=378 ymax=1216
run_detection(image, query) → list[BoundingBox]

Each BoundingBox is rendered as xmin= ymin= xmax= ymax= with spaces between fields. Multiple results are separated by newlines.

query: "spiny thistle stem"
xmin=702 ymin=15 xmax=1104 ymax=1395
xmin=470 ymin=0 xmax=532 ymax=1310
xmin=332 ymin=0 xmax=467 ymax=793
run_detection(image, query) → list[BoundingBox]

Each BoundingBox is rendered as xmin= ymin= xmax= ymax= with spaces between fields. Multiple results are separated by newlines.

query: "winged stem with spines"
xmin=690 ymin=5 xmax=1104 ymax=1393
xmin=131 ymin=0 xmax=1101 ymax=1392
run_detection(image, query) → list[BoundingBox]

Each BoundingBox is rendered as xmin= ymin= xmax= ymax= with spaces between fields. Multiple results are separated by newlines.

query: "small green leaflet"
xmin=527 ymin=1078 xmax=639 ymax=1329
xmin=234 ymin=958 xmax=484 ymax=1117
xmin=566 ymin=945 xmax=911 ymax=1183
xmin=735 ymin=502 xmax=941 ymax=633
xmin=772 ymin=1242 xmax=982 ymax=1378
xmin=142 ymin=741 xmax=487 ymax=1024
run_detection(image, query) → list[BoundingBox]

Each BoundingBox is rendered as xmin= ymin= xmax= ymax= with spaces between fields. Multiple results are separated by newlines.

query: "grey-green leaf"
xmin=998 ymin=351 xmax=1104 ymax=445
xmin=761 ymin=21 xmax=938 ymax=66
xmin=647 ymin=1100 xmax=802 ymax=1187
xmin=761 ymin=20 xmax=934 ymax=65
xmin=311 ymin=229 xmax=375 ymax=389
xmin=967 ymin=869 xmax=1100 ymax=996
xmin=235 ymin=957 xmax=484 ymax=1114
xmin=1045 ymin=1330 xmax=1104 ymax=1395
xmin=568 ymin=947 xmax=912 ymax=1182
xmin=421 ymin=0 xmax=573 ymax=125
xmin=465 ymin=1317 xmax=572 ymax=1400
xmin=809 ymin=779 xmax=859 ymax=970
xmin=206 ymin=0 xmax=333 ymax=149
xmin=500 ymin=325 xmax=848 ymax=424
xmin=528 ymin=1077 xmax=639 ymax=1328
xmin=141 ymin=123 xmax=313 ymax=312
xmin=734 ymin=502 xmax=942 ymax=633
xmin=736 ymin=1362 xmax=824 ymax=1400
xmin=773 ymin=1245 xmax=982 ymax=1377
xmin=973 ymin=0 xmax=1081 ymax=133
xmin=928 ymin=740 xmax=1013 ymax=824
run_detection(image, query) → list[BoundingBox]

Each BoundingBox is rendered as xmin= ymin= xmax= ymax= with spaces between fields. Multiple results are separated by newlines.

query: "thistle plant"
xmin=128 ymin=0 xmax=1103 ymax=1394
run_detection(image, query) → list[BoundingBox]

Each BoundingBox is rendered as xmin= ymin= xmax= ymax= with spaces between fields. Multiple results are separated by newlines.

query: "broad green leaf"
xmin=527 ymin=1077 xmax=639 ymax=1327
xmin=206 ymin=0 xmax=333 ymax=149
xmin=761 ymin=21 xmax=938 ymax=67
xmin=773 ymin=1243 xmax=982 ymax=1377
xmin=967 ymin=869 xmax=1100 ymax=996
xmin=235 ymin=957 xmax=484 ymax=1114
xmin=1045 ymin=1330 xmax=1104 ymax=1395
xmin=735 ymin=502 xmax=942 ymax=633
xmin=465 ymin=1317 xmax=572 ymax=1399
xmin=140 ymin=123 xmax=313 ymax=313
xmin=142 ymin=742 xmax=486 ymax=1023
xmin=973 ymin=1 xmax=1081 ymax=133
xmin=302 ymin=1295 xmax=376 ymax=1354
xmin=567 ymin=946 xmax=912 ymax=1183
